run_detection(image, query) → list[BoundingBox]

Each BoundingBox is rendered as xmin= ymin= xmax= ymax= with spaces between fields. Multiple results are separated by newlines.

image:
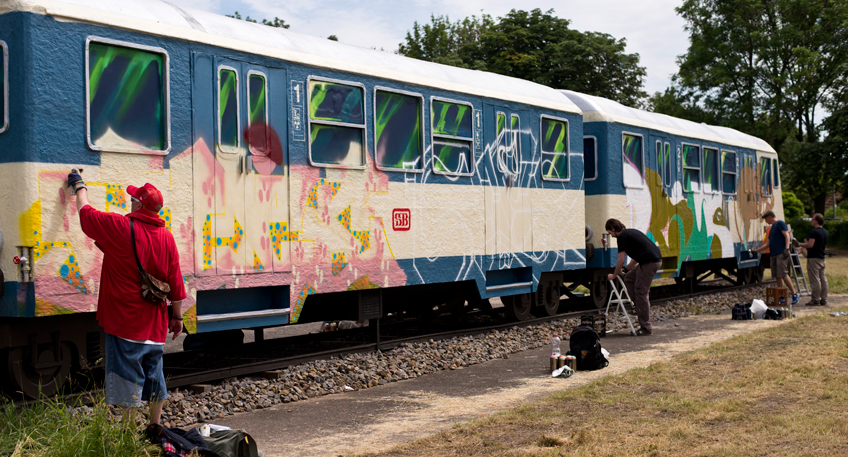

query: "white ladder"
xmin=788 ymin=245 xmax=811 ymax=296
xmin=605 ymin=275 xmax=637 ymax=336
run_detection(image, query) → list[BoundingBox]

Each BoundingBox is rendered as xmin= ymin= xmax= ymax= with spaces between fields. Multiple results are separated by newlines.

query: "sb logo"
xmin=392 ymin=209 xmax=411 ymax=231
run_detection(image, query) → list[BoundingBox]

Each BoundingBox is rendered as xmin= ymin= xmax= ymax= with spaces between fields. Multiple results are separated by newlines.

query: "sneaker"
xmin=635 ymin=328 xmax=652 ymax=336
xmin=805 ymin=300 xmax=820 ymax=306
xmin=791 ymin=294 xmax=799 ymax=305
xmin=821 ymin=299 xmax=827 ymax=306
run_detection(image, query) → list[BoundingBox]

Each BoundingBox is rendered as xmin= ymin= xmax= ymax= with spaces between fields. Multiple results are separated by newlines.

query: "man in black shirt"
xmin=605 ymin=218 xmax=663 ymax=335
xmin=799 ymin=213 xmax=828 ymax=306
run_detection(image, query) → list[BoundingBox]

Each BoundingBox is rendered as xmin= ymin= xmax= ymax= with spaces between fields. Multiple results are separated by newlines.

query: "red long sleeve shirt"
xmin=79 ymin=205 xmax=187 ymax=342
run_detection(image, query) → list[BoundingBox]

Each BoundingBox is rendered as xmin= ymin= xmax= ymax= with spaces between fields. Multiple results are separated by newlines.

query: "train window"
xmin=1 ymin=41 xmax=7 ymax=134
xmin=682 ymin=143 xmax=701 ymax=192
xmin=246 ymin=71 xmax=268 ymax=154
xmin=308 ymin=77 xmax=366 ymax=168
xmin=431 ymin=98 xmax=474 ymax=176
xmin=702 ymin=147 xmax=720 ymax=194
xmin=540 ymin=116 xmax=569 ymax=181
xmin=622 ymin=133 xmax=644 ymax=188
xmin=583 ymin=136 xmax=597 ymax=181
xmin=217 ymin=66 xmax=240 ymax=150
xmin=85 ymin=37 xmax=170 ymax=154
xmin=773 ymin=159 xmax=780 ymax=188
xmin=721 ymin=150 xmax=737 ymax=195
xmin=760 ymin=157 xmax=772 ymax=196
xmin=374 ymin=88 xmax=424 ymax=172
xmin=663 ymin=142 xmax=672 ymax=187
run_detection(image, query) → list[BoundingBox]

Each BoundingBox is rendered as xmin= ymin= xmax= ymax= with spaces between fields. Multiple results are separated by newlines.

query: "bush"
xmin=782 ymin=191 xmax=805 ymax=219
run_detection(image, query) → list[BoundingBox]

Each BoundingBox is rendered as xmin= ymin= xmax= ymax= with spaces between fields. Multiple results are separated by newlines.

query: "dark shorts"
xmin=105 ymin=333 xmax=168 ymax=407
xmin=770 ymin=255 xmax=789 ymax=278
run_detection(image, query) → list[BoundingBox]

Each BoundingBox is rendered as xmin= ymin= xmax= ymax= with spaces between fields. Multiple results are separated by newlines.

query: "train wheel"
xmin=754 ymin=264 xmax=765 ymax=283
xmin=591 ymin=278 xmax=610 ymax=309
xmin=7 ymin=342 xmax=73 ymax=398
xmin=741 ymin=268 xmax=754 ymax=284
xmin=535 ymin=281 xmax=561 ymax=316
xmin=502 ymin=294 xmax=532 ymax=321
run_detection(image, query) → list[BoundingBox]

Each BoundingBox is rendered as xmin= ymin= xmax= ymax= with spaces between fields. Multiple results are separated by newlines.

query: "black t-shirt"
xmin=807 ymin=227 xmax=828 ymax=259
xmin=616 ymin=228 xmax=662 ymax=264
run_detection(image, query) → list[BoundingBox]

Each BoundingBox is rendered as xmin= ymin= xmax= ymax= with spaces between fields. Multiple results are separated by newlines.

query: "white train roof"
xmin=0 ymin=0 xmax=581 ymax=114
xmin=560 ymin=90 xmax=775 ymax=153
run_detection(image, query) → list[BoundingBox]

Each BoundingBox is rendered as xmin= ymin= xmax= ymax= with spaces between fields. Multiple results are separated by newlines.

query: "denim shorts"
xmin=105 ymin=333 xmax=168 ymax=407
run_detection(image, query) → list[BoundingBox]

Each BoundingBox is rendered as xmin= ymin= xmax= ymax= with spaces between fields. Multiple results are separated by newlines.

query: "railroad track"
xmin=12 ymin=279 xmax=774 ymax=407
xmin=163 ymin=279 xmax=775 ymax=390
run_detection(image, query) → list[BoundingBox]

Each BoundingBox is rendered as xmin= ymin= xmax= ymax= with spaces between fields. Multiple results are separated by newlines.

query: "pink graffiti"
xmin=244 ymin=122 xmax=284 ymax=176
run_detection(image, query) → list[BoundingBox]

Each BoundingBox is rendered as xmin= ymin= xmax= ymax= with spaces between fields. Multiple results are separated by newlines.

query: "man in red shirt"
xmin=69 ymin=170 xmax=186 ymax=427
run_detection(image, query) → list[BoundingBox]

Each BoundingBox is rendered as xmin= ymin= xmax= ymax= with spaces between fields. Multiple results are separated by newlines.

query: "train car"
xmin=562 ymin=91 xmax=781 ymax=307
xmin=0 ymin=0 xmax=587 ymax=396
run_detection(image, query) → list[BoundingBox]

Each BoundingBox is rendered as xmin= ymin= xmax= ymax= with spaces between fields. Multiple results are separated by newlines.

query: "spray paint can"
xmin=557 ymin=355 xmax=566 ymax=369
xmin=567 ymin=355 xmax=576 ymax=371
xmin=550 ymin=355 xmax=558 ymax=372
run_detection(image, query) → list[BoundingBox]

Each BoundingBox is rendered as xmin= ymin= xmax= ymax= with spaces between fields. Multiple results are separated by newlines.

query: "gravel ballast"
xmin=106 ymin=286 xmax=771 ymax=427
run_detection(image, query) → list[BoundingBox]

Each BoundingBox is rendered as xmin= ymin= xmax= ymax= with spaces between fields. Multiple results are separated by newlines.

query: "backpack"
xmin=568 ymin=325 xmax=608 ymax=371
xmin=731 ymin=303 xmax=752 ymax=320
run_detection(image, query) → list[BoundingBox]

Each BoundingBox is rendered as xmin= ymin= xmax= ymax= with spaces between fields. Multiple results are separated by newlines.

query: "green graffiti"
xmin=622 ymin=134 xmax=643 ymax=187
xmin=374 ymin=90 xmax=422 ymax=169
xmin=309 ymin=80 xmax=363 ymax=124
xmin=310 ymin=124 xmax=364 ymax=166
xmin=433 ymin=140 xmax=471 ymax=174
xmin=541 ymin=118 xmax=568 ymax=179
xmin=248 ymin=74 xmax=266 ymax=125
xmin=682 ymin=144 xmax=701 ymax=192
xmin=432 ymin=101 xmax=472 ymax=137
xmin=219 ymin=69 xmax=238 ymax=147
xmin=88 ymin=42 xmax=165 ymax=149
xmin=645 ymin=168 xmax=722 ymax=269
xmin=703 ymin=148 xmax=719 ymax=192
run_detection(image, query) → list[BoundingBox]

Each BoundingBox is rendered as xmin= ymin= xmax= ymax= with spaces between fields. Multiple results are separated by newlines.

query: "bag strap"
xmin=130 ymin=218 xmax=148 ymax=277
xmin=131 ymin=219 xmax=169 ymax=314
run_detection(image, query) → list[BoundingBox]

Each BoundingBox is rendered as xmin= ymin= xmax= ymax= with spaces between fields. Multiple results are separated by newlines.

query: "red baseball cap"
xmin=127 ymin=183 xmax=164 ymax=212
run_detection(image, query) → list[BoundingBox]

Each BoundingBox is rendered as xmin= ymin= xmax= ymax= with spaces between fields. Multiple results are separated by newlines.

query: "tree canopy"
xmin=227 ymin=11 xmax=290 ymax=29
xmin=655 ymin=0 xmax=848 ymax=213
xmin=398 ymin=9 xmax=647 ymax=108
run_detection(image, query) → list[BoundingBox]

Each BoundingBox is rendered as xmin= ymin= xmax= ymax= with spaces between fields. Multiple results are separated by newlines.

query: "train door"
xmin=652 ymin=136 xmax=677 ymax=268
xmin=191 ymin=53 xmax=289 ymax=276
xmin=484 ymin=105 xmax=532 ymax=265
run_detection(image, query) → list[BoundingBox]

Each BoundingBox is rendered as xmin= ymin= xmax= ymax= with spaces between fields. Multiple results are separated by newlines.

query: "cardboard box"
xmin=766 ymin=287 xmax=788 ymax=307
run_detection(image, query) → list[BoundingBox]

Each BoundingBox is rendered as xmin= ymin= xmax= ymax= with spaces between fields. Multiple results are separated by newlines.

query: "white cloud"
xmin=167 ymin=0 xmax=690 ymax=94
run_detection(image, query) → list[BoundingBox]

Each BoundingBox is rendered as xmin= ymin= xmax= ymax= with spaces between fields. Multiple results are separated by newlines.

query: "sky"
xmin=167 ymin=0 xmax=691 ymax=95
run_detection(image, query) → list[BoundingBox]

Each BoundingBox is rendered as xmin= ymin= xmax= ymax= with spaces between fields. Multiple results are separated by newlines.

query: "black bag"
xmin=131 ymin=219 xmax=170 ymax=304
xmin=731 ymin=303 xmax=752 ymax=320
xmin=568 ymin=325 xmax=608 ymax=371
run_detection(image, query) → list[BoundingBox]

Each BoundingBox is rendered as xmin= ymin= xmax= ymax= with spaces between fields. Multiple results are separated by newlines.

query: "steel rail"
xmin=165 ymin=279 xmax=775 ymax=389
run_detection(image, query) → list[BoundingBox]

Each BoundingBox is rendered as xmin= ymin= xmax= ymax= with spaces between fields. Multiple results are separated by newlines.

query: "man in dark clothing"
xmin=605 ymin=218 xmax=662 ymax=336
xmin=68 ymin=170 xmax=186 ymax=427
xmin=752 ymin=210 xmax=798 ymax=304
xmin=799 ymin=213 xmax=828 ymax=306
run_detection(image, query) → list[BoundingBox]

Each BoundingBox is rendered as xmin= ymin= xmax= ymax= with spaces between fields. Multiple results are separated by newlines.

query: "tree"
xmin=327 ymin=35 xmax=339 ymax=41
xmin=227 ymin=11 xmax=290 ymax=29
xmin=666 ymin=0 xmax=848 ymax=213
xmin=397 ymin=9 xmax=647 ymax=107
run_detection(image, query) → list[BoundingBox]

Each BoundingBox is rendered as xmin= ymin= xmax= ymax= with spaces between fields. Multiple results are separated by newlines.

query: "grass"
xmin=365 ymin=305 xmax=848 ymax=456
xmin=794 ymin=248 xmax=848 ymax=295
xmin=0 ymin=394 xmax=161 ymax=457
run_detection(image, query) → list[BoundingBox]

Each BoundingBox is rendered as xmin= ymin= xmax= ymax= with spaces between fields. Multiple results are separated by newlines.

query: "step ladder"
xmin=605 ymin=275 xmax=637 ymax=336
xmin=788 ymin=245 xmax=811 ymax=297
